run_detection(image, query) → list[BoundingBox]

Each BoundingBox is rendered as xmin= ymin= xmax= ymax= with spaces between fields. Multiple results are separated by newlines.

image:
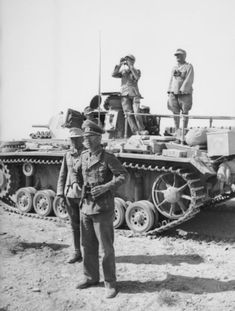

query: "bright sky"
xmin=1 ymin=0 xmax=235 ymax=140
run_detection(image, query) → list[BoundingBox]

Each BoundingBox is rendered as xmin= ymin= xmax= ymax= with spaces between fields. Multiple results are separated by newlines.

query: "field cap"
xmin=84 ymin=106 xmax=94 ymax=115
xmin=82 ymin=120 xmax=104 ymax=136
xmin=125 ymin=54 xmax=136 ymax=61
xmin=69 ymin=127 xmax=83 ymax=138
xmin=174 ymin=48 xmax=186 ymax=56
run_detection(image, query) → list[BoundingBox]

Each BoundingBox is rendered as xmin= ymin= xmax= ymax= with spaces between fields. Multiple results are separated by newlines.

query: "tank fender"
xmin=190 ymin=157 xmax=216 ymax=177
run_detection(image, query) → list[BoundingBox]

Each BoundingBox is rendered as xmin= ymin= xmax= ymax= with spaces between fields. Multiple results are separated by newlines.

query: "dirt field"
xmin=0 ymin=201 xmax=235 ymax=311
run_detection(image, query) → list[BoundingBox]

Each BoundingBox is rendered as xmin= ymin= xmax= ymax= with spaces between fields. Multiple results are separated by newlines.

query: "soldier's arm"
xmin=70 ymin=158 xmax=83 ymax=188
xmin=167 ymin=69 xmax=174 ymax=93
xmin=112 ymin=65 xmax=122 ymax=78
xmin=180 ymin=64 xmax=194 ymax=94
xmin=56 ymin=154 xmax=67 ymax=197
xmin=105 ymin=153 xmax=129 ymax=191
xmin=129 ymin=66 xmax=141 ymax=81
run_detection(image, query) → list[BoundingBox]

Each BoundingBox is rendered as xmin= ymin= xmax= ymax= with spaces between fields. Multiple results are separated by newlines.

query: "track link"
xmin=1 ymin=160 xmax=235 ymax=236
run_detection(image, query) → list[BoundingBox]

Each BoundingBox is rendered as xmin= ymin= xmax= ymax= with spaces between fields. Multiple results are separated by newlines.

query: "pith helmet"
xmin=69 ymin=127 xmax=83 ymax=138
xmin=174 ymin=49 xmax=186 ymax=56
xmin=125 ymin=54 xmax=136 ymax=61
xmin=84 ymin=106 xmax=94 ymax=115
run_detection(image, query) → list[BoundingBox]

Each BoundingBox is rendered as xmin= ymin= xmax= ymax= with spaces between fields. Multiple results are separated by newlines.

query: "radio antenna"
xmin=98 ymin=31 xmax=102 ymax=126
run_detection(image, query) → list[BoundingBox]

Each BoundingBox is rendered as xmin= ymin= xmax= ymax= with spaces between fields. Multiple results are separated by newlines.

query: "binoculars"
xmin=173 ymin=69 xmax=181 ymax=77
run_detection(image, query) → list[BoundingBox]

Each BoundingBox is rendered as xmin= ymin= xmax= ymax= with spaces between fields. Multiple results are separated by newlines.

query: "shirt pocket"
xmin=180 ymin=70 xmax=187 ymax=79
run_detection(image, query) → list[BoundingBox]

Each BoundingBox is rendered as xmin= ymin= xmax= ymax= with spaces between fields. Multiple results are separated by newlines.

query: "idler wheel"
xmin=0 ymin=161 xmax=11 ymax=198
xmin=15 ymin=187 xmax=36 ymax=213
xmin=33 ymin=189 xmax=55 ymax=216
xmin=125 ymin=200 xmax=156 ymax=233
xmin=152 ymin=171 xmax=192 ymax=220
xmin=113 ymin=197 xmax=126 ymax=229
xmin=53 ymin=196 xmax=69 ymax=220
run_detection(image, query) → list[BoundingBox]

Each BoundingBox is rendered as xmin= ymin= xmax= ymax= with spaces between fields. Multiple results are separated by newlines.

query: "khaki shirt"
xmin=112 ymin=65 xmax=141 ymax=97
xmin=71 ymin=148 xmax=128 ymax=215
xmin=57 ymin=149 xmax=82 ymax=198
xmin=168 ymin=62 xmax=194 ymax=94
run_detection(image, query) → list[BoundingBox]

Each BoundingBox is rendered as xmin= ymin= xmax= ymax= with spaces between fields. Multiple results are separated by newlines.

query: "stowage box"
xmin=207 ymin=130 xmax=235 ymax=157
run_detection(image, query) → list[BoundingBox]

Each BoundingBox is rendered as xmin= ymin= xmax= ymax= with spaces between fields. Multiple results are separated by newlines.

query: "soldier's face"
xmin=70 ymin=137 xmax=83 ymax=149
xmin=126 ymin=57 xmax=135 ymax=66
xmin=83 ymin=135 xmax=101 ymax=151
xmin=175 ymin=54 xmax=186 ymax=63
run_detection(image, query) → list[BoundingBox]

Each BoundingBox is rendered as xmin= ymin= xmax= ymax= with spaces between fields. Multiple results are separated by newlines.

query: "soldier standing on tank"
xmin=71 ymin=120 xmax=128 ymax=298
xmin=83 ymin=106 xmax=97 ymax=123
xmin=167 ymin=49 xmax=194 ymax=130
xmin=112 ymin=54 xmax=148 ymax=135
xmin=56 ymin=127 xmax=83 ymax=264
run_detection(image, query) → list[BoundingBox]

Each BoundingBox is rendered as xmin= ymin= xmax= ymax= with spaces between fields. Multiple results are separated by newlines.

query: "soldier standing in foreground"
xmin=167 ymin=49 xmax=194 ymax=130
xmin=112 ymin=54 xmax=148 ymax=135
xmin=71 ymin=120 xmax=128 ymax=298
xmin=56 ymin=127 xmax=83 ymax=263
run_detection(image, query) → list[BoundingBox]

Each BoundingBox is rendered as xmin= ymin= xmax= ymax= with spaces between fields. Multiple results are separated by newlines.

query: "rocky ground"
xmin=0 ymin=201 xmax=235 ymax=311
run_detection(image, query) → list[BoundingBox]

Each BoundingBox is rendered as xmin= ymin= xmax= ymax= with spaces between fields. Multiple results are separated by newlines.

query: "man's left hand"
xmin=91 ymin=184 xmax=108 ymax=198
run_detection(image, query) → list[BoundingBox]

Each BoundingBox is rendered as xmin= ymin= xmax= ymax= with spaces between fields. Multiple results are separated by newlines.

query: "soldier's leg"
xmin=80 ymin=212 xmax=100 ymax=282
xmin=179 ymin=94 xmax=193 ymax=129
xmin=133 ymin=97 xmax=145 ymax=132
xmin=93 ymin=212 xmax=116 ymax=293
xmin=167 ymin=93 xmax=181 ymax=130
xmin=121 ymin=96 xmax=138 ymax=134
xmin=66 ymin=197 xmax=82 ymax=263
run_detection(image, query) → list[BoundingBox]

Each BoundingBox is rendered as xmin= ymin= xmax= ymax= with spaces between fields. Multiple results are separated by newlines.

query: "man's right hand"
xmin=57 ymin=195 xmax=65 ymax=205
xmin=73 ymin=183 xmax=81 ymax=194
xmin=120 ymin=57 xmax=126 ymax=65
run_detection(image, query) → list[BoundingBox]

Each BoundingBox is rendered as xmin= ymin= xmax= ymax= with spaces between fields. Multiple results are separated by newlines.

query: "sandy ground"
xmin=0 ymin=201 xmax=235 ymax=311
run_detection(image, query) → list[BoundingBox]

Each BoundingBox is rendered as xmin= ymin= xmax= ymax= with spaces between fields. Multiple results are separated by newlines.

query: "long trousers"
xmin=66 ymin=197 xmax=81 ymax=254
xmin=81 ymin=212 xmax=116 ymax=286
xmin=122 ymin=96 xmax=144 ymax=133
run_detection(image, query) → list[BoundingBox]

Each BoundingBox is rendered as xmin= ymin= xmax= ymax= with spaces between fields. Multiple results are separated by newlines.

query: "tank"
xmin=1 ymin=93 xmax=235 ymax=235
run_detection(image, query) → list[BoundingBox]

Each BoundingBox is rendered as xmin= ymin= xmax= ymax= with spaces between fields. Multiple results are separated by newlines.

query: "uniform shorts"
xmin=167 ymin=93 xmax=192 ymax=114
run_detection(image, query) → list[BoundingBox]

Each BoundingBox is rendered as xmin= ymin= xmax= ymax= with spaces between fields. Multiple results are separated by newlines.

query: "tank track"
xmin=1 ymin=157 xmax=62 ymax=165
xmin=0 ymin=198 xmax=69 ymax=225
xmin=1 ymin=160 xmax=235 ymax=235
xmin=122 ymin=162 xmax=206 ymax=235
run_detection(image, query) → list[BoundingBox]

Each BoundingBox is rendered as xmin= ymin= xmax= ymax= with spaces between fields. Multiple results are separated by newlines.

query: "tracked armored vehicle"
xmin=1 ymin=93 xmax=235 ymax=234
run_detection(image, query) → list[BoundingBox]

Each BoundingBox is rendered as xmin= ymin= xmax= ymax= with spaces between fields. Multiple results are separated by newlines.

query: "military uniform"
xmin=57 ymin=128 xmax=83 ymax=262
xmin=112 ymin=54 xmax=145 ymax=134
xmin=71 ymin=120 xmax=128 ymax=298
xmin=167 ymin=49 xmax=194 ymax=129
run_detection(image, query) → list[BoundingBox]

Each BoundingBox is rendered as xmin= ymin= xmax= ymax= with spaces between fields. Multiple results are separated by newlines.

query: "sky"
xmin=1 ymin=0 xmax=235 ymax=140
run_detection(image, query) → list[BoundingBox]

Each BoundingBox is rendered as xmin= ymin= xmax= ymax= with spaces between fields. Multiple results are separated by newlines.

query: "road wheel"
xmin=15 ymin=187 xmax=36 ymax=213
xmin=33 ymin=189 xmax=55 ymax=216
xmin=53 ymin=196 xmax=69 ymax=220
xmin=125 ymin=200 xmax=156 ymax=233
xmin=113 ymin=197 xmax=126 ymax=228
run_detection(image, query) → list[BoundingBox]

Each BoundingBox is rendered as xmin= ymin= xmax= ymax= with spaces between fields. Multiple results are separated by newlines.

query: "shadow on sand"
xmin=9 ymin=241 xmax=69 ymax=254
xmin=116 ymin=254 xmax=204 ymax=266
xmin=118 ymin=273 xmax=235 ymax=294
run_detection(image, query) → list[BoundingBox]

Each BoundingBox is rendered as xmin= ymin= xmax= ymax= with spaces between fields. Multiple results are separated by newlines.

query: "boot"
xmin=76 ymin=279 xmax=99 ymax=289
xmin=68 ymin=228 xmax=82 ymax=263
xmin=67 ymin=251 xmax=82 ymax=264
xmin=105 ymin=287 xmax=117 ymax=299
xmin=104 ymin=282 xmax=117 ymax=299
